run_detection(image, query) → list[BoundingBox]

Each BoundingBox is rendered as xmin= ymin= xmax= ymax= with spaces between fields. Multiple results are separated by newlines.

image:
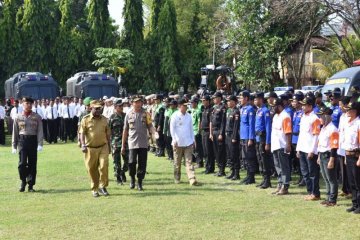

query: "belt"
xmin=345 ymin=150 xmax=359 ymax=156
xmin=19 ymin=135 xmax=37 ymax=139
xmin=88 ymin=143 xmax=106 ymax=149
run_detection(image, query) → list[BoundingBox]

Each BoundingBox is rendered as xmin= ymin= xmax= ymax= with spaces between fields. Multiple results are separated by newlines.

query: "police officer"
xmin=154 ymin=94 xmax=166 ymax=157
xmin=12 ymin=97 xmax=43 ymax=192
xmin=225 ymin=95 xmax=240 ymax=180
xmin=210 ymin=91 xmax=227 ymax=177
xmin=108 ymin=99 xmax=128 ymax=185
xmin=122 ymin=96 xmax=155 ymax=191
xmin=239 ymin=90 xmax=256 ymax=184
xmin=254 ymin=92 xmax=272 ymax=189
xmin=200 ymin=95 xmax=215 ymax=174
xmin=330 ymin=87 xmax=342 ymax=128
xmin=79 ymin=100 xmax=111 ymax=197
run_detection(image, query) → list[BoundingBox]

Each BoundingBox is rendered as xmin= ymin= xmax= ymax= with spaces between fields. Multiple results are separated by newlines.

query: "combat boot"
xmin=19 ymin=181 xmax=26 ymax=192
xmin=260 ymin=175 xmax=272 ymax=189
xmin=116 ymin=176 xmax=123 ymax=185
xmin=256 ymin=177 xmax=265 ymax=188
xmin=137 ymin=179 xmax=144 ymax=191
xmin=130 ymin=176 xmax=136 ymax=189
xmin=121 ymin=172 xmax=127 ymax=183
xmin=216 ymin=169 xmax=226 ymax=177
xmin=231 ymin=169 xmax=240 ymax=180
xmin=240 ymin=176 xmax=249 ymax=185
xmin=226 ymin=169 xmax=235 ymax=179
xmin=245 ymin=173 xmax=255 ymax=185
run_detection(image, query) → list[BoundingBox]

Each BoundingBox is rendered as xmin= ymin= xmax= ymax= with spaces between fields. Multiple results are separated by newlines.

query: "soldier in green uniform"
xmin=154 ymin=94 xmax=166 ymax=157
xmin=163 ymin=98 xmax=177 ymax=160
xmin=108 ymin=99 xmax=128 ymax=185
xmin=190 ymin=96 xmax=203 ymax=168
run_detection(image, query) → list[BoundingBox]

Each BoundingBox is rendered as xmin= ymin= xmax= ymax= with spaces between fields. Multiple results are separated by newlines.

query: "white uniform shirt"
xmin=317 ymin=122 xmax=339 ymax=153
xmin=342 ymin=117 xmax=360 ymax=151
xmin=59 ymin=104 xmax=75 ymax=119
xmin=271 ymin=110 xmax=292 ymax=152
xmin=296 ymin=111 xmax=321 ymax=154
xmin=45 ymin=106 xmax=59 ymax=120
xmin=32 ymin=106 xmax=45 ymax=119
xmin=0 ymin=106 xmax=5 ymax=119
xmin=337 ymin=114 xmax=348 ymax=156
xmin=170 ymin=110 xmax=195 ymax=147
xmin=10 ymin=106 xmax=23 ymax=120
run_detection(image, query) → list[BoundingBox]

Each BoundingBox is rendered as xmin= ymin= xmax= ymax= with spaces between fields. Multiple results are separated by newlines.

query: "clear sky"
xmin=109 ymin=0 xmax=124 ymax=29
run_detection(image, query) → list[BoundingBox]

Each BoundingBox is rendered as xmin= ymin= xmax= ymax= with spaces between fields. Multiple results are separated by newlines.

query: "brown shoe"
xmin=308 ymin=195 xmax=320 ymax=201
xmin=304 ymin=194 xmax=312 ymax=200
xmin=320 ymin=200 xmax=329 ymax=205
xmin=325 ymin=202 xmax=337 ymax=207
xmin=272 ymin=184 xmax=282 ymax=195
xmin=276 ymin=187 xmax=289 ymax=195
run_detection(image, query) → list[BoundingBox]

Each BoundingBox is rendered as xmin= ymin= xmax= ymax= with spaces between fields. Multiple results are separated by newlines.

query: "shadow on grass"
xmin=36 ymin=188 xmax=89 ymax=194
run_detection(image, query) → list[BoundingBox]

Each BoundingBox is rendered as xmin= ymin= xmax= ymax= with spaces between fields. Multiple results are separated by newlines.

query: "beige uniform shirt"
xmin=79 ymin=113 xmax=110 ymax=148
xmin=12 ymin=112 xmax=44 ymax=149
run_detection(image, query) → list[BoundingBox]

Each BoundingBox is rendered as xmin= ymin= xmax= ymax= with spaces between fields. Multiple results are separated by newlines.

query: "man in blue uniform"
xmin=330 ymin=88 xmax=342 ymax=128
xmin=210 ymin=92 xmax=227 ymax=177
xmin=254 ymin=92 xmax=272 ymax=188
xmin=239 ymin=90 xmax=256 ymax=184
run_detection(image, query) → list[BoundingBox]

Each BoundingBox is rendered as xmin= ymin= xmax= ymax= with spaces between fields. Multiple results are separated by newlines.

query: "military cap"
xmin=344 ymin=101 xmax=360 ymax=112
xmin=132 ymin=95 xmax=142 ymax=102
xmin=201 ymin=95 xmax=211 ymax=101
xmin=253 ymin=92 xmax=264 ymax=99
xmin=280 ymin=94 xmax=289 ymax=101
xmin=22 ymin=97 xmax=34 ymax=103
xmin=190 ymin=96 xmax=199 ymax=103
xmin=269 ymin=98 xmax=283 ymax=107
xmin=114 ymin=99 xmax=123 ymax=106
xmin=268 ymin=91 xmax=278 ymax=98
xmin=332 ymin=87 xmax=342 ymax=98
xmin=227 ymin=95 xmax=238 ymax=102
xmin=239 ymin=90 xmax=250 ymax=98
xmin=83 ymin=97 xmax=93 ymax=106
xmin=212 ymin=91 xmax=223 ymax=99
xmin=300 ymin=96 xmax=315 ymax=106
xmin=90 ymin=100 xmax=102 ymax=108
xmin=317 ymin=106 xmax=333 ymax=115
xmin=292 ymin=92 xmax=304 ymax=101
xmin=324 ymin=90 xmax=332 ymax=96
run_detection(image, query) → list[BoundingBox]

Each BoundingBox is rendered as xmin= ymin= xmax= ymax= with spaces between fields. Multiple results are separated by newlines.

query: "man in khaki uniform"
xmin=79 ymin=100 xmax=111 ymax=197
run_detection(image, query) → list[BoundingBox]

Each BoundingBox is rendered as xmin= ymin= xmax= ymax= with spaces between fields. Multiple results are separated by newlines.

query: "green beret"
xmin=83 ymin=97 xmax=93 ymax=106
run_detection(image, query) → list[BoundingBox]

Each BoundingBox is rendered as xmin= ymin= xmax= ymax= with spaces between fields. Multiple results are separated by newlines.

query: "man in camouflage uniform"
xmin=190 ymin=96 xmax=204 ymax=168
xmin=108 ymin=99 xmax=128 ymax=185
xmin=163 ymin=98 xmax=177 ymax=160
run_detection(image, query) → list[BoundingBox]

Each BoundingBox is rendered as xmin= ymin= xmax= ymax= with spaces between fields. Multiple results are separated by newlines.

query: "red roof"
xmin=353 ymin=59 xmax=360 ymax=66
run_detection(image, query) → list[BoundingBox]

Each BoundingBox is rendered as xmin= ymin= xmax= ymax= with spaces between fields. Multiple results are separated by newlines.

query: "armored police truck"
xmin=321 ymin=66 xmax=360 ymax=96
xmin=66 ymin=71 xmax=119 ymax=99
xmin=5 ymin=72 xmax=60 ymax=100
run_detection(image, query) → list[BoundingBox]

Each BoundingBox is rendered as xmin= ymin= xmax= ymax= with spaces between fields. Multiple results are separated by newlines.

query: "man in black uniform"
xmin=12 ymin=97 xmax=43 ymax=192
xmin=154 ymin=94 xmax=165 ymax=157
xmin=210 ymin=91 xmax=227 ymax=177
xmin=200 ymin=95 xmax=215 ymax=174
xmin=225 ymin=95 xmax=240 ymax=180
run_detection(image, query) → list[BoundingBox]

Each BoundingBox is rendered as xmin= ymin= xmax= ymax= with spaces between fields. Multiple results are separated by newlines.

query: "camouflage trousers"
xmin=112 ymin=147 xmax=129 ymax=179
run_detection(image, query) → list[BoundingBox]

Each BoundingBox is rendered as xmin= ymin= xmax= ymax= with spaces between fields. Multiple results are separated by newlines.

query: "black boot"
xmin=121 ymin=172 xmax=127 ymax=183
xmin=256 ymin=177 xmax=265 ymax=188
xmin=137 ymin=179 xmax=144 ymax=191
xmin=216 ymin=169 xmax=226 ymax=177
xmin=130 ymin=176 xmax=136 ymax=189
xmin=260 ymin=175 xmax=272 ymax=189
xmin=245 ymin=173 xmax=255 ymax=185
xmin=226 ymin=169 xmax=235 ymax=179
xmin=116 ymin=176 xmax=123 ymax=185
xmin=158 ymin=149 xmax=165 ymax=157
xmin=231 ymin=169 xmax=240 ymax=180
xmin=240 ymin=176 xmax=249 ymax=185
xmin=19 ymin=181 xmax=26 ymax=192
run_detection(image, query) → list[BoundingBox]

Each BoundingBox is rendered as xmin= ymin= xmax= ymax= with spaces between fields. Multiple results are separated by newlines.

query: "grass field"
xmin=0 ymin=138 xmax=359 ymax=240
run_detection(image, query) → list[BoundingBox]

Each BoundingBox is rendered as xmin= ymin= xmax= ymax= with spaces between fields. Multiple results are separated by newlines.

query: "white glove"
xmin=11 ymin=148 xmax=17 ymax=154
xmin=154 ymin=132 xmax=159 ymax=139
xmin=37 ymin=145 xmax=43 ymax=152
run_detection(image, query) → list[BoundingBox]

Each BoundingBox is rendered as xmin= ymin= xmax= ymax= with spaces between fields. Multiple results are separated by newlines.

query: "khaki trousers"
xmin=173 ymin=145 xmax=196 ymax=182
xmin=84 ymin=144 xmax=109 ymax=191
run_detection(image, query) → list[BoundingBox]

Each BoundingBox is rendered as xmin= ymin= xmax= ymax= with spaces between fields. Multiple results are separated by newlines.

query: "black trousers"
xmin=156 ymin=131 xmax=165 ymax=151
xmin=194 ymin=133 xmax=203 ymax=164
xmin=0 ymin=119 xmax=5 ymax=145
xmin=212 ymin=130 xmax=226 ymax=171
xmin=57 ymin=117 xmax=62 ymax=140
xmin=202 ymin=130 xmax=215 ymax=172
xmin=346 ymin=155 xmax=360 ymax=208
xmin=339 ymin=156 xmax=350 ymax=194
xmin=47 ymin=119 xmax=58 ymax=143
xmin=18 ymin=135 xmax=38 ymax=186
xmin=62 ymin=118 xmax=73 ymax=141
xmin=226 ymin=133 xmax=240 ymax=170
xmin=72 ymin=116 xmax=79 ymax=140
xmin=256 ymin=142 xmax=272 ymax=176
xmin=42 ymin=119 xmax=48 ymax=142
xmin=165 ymin=135 xmax=174 ymax=159
xmin=240 ymin=139 xmax=257 ymax=175
xmin=129 ymin=148 xmax=147 ymax=180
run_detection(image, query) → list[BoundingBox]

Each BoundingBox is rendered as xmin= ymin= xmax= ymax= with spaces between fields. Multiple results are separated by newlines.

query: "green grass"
xmin=0 ymin=138 xmax=359 ymax=239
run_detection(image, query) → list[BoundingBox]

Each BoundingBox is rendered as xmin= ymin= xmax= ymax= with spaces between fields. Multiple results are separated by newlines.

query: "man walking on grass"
xmin=170 ymin=99 xmax=199 ymax=186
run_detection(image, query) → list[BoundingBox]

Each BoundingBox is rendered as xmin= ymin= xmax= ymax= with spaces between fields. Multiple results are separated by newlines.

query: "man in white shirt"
xmin=45 ymin=99 xmax=59 ymax=144
xmin=0 ymin=100 xmax=5 ymax=145
xmin=170 ymin=99 xmax=199 ymax=186
xmin=10 ymin=100 xmax=23 ymax=120
xmin=60 ymin=97 xmax=75 ymax=142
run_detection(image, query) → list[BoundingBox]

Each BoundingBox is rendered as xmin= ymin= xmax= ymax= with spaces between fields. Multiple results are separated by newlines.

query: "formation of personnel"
xmin=8 ymin=87 xmax=360 ymax=214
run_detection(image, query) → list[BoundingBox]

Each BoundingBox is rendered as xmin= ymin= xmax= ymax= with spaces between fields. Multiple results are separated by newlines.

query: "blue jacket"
xmin=285 ymin=106 xmax=294 ymax=121
xmin=255 ymin=104 xmax=271 ymax=144
xmin=292 ymin=109 xmax=303 ymax=144
xmin=330 ymin=104 xmax=342 ymax=128
xmin=239 ymin=104 xmax=255 ymax=140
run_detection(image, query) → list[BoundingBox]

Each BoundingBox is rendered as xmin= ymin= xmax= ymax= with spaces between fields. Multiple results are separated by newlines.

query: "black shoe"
xmin=240 ymin=176 xmax=249 ymax=185
xmin=226 ymin=171 xmax=235 ymax=179
xmin=92 ymin=191 xmax=100 ymax=198
xmin=231 ymin=174 xmax=240 ymax=180
xmin=260 ymin=181 xmax=271 ymax=189
xmin=130 ymin=178 xmax=136 ymax=189
xmin=19 ymin=181 xmax=26 ymax=192
xmin=28 ymin=186 xmax=35 ymax=192
xmin=98 ymin=187 xmax=109 ymax=196
xmin=353 ymin=208 xmax=360 ymax=214
xmin=346 ymin=206 xmax=357 ymax=212
xmin=298 ymin=179 xmax=306 ymax=187
xmin=256 ymin=179 xmax=265 ymax=188
xmin=216 ymin=171 xmax=226 ymax=177
xmin=116 ymin=178 xmax=123 ymax=185
xmin=137 ymin=180 xmax=144 ymax=191
xmin=121 ymin=172 xmax=127 ymax=183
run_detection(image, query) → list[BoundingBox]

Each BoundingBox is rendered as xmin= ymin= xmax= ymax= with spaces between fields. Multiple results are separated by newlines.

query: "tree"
xmin=92 ymin=48 xmax=134 ymax=79
xmin=87 ymin=0 xmax=115 ymax=49
xmin=157 ymin=0 xmax=180 ymax=90
xmin=120 ymin=0 xmax=144 ymax=91
xmin=150 ymin=0 xmax=163 ymax=32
